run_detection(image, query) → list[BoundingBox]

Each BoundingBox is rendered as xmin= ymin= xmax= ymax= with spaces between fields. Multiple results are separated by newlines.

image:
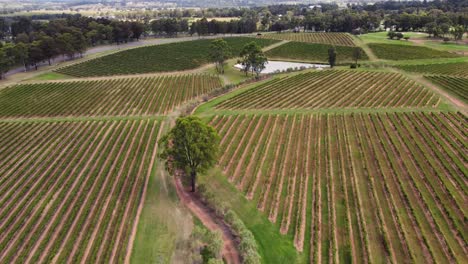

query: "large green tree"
xmin=328 ymin=46 xmax=337 ymax=68
xmin=352 ymin=47 xmax=362 ymax=66
xmin=159 ymin=116 xmax=220 ymax=192
xmin=209 ymin=39 xmax=232 ymax=74
xmin=239 ymin=42 xmax=268 ymax=76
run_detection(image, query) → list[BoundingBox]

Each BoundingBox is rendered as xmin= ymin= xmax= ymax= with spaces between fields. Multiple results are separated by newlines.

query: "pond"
xmin=233 ymin=60 xmax=330 ymax=74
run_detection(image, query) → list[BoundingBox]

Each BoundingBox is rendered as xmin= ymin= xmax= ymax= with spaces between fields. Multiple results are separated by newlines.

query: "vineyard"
xmin=261 ymin=32 xmax=356 ymax=46
xmin=426 ymin=76 xmax=468 ymax=103
xmin=0 ymin=119 xmax=163 ymax=263
xmin=209 ymin=112 xmax=467 ymax=264
xmin=368 ymin=43 xmax=459 ymax=60
xmin=0 ymin=74 xmax=221 ymax=118
xmin=216 ymin=70 xmax=439 ymax=110
xmin=397 ymin=62 xmax=468 ymax=77
xmin=56 ymin=37 xmax=278 ymax=77
xmin=265 ymin=42 xmax=368 ymax=63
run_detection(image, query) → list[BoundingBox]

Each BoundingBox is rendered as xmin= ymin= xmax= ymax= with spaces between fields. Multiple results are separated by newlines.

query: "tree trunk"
xmin=191 ymin=170 xmax=196 ymax=192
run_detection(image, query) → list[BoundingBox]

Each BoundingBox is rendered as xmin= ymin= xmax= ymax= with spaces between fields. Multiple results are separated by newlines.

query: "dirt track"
xmin=174 ymin=177 xmax=241 ymax=264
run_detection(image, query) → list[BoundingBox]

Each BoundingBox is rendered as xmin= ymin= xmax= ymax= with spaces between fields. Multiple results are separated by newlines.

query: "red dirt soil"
xmin=174 ymin=177 xmax=241 ymax=264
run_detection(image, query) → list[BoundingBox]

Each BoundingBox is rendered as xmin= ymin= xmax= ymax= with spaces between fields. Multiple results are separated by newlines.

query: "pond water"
xmin=234 ymin=61 xmax=330 ymax=74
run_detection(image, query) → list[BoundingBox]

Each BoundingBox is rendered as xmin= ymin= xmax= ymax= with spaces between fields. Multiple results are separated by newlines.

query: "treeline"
xmin=0 ymin=15 xmax=145 ymax=78
xmin=0 ymin=0 xmax=467 ymax=78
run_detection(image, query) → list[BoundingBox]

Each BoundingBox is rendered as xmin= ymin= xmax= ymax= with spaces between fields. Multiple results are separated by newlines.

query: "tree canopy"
xmin=209 ymin=39 xmax=232 ymax=74
xmin=239 ymin=42 xmax=268 ymax=76
xmin=328 ymin=46 xmax=337 ymax=68
xmin=159 ymin=116 xmax=220 ymax=192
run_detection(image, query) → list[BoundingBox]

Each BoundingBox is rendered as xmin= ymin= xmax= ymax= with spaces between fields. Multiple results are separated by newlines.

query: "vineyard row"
xmin=0 ymin=119 xmax=163 ymax=264
xmin=209 ymin=112 xmax=467 ymax=264
xmin=0 ymin=74 xmax=221 ymax=118
xmin=216 ymin=70 xmax=439 ymax=110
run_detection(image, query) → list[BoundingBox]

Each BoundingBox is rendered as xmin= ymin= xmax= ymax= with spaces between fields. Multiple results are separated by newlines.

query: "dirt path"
xmin=262 ymin=40 xmax=289 ymax=52
xmin=389 ymin=68 xmax=467 ymax=115
xmin=353 ymin=37 xmax=379 ymax=62
xmin=174 ymin=177 xmax=241 ymax=264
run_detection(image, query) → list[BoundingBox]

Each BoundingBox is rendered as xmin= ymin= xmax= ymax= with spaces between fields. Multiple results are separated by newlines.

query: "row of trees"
xmin=0 ymin=16 xmax=147 ymax=78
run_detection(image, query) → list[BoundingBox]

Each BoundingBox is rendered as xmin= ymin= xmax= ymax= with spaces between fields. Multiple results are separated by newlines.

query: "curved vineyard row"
xmin=260 ymin=32 xmax=356 ymax=46
xmin=0 ymin=74 xmax=221 ymax=118
xmin=55 ymin=37 xmax=279 ymax=77
xmin=209 ymin=112 xmax=467 ymax=263
xmin=0 ymin=119 xmax=163 ymax=263
xmin=425 ymin=76 xmax=468 ymax=103
xmin=265 ymin=42 xmax=368 ymax=63
xmin=368 ymin=43 xmax=459 ymax=60
xmin=216 ymin=70 xmax=439 ymax=110
xmin=397 ymin=62 xmax=468 ymax=77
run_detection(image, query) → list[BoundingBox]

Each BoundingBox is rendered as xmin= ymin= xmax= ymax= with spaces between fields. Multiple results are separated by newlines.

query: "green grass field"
xmin=56 ymin=37 xmax=279 ymax=77
xmin=368 ymin=43 xmax=459 ymax=60
xmin=31 ymin=72 xmax=72 ymax=81
xmin=358 ymin=31 xmax=426 ymax=45
xmin=265 ymin=42 xmax=368 ymax=64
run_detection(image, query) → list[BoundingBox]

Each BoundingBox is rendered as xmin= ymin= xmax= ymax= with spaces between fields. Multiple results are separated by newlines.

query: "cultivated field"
xmin=0 ymin=74 xmax=221 ymax=118
xmin=426 ymin=76 xmax=468 ymax=103
xmin=397 ymin=62 xmax=468 ymax=77
xmin=0 ymin=119 xmax=163 ymax=263
xmin=265 ymin=42 xmax=368 ymax=63
xmin=368 ymin=43 xmax=459 ymax=60
xmin=209 ymin=112 xmax=467 ymax=263
xmin=261 ymin=32 xmax=356 ymax=46
xmin=56 ymin=37 xmax=278 ymax=77
xmin=216 ymin=70 xmax=439 ymax=110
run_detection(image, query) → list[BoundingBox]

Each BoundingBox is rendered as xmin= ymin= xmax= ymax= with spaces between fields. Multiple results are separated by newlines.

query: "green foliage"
xmin=57 ymin=37 xmax=278 ymax=77
xmin=328 ymin=46 xmax=337 ymax=68
xmin=197 ymin=184 xmax=262 ymax=264
xmin=190 ymin=226 xmax=223 ymax=263
xmin=368 ymin=43 xmax=459 ymax=60
xmin=352 ymin=47 xmax=362 ymax=64
xmin=0 ymin=43 xmax=16 ymax=78
xmin=265 ymin=42 xmax=368 ymax=64
xmin=159 ymin=116 xmax=220 ymax=191
xmin=450 ymin=25 xmax=465 ymax=41
xmin=209 ymin=39 xmax=232 ymax=74
xmin=239 ymin=41 xmax=268 ymax=76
